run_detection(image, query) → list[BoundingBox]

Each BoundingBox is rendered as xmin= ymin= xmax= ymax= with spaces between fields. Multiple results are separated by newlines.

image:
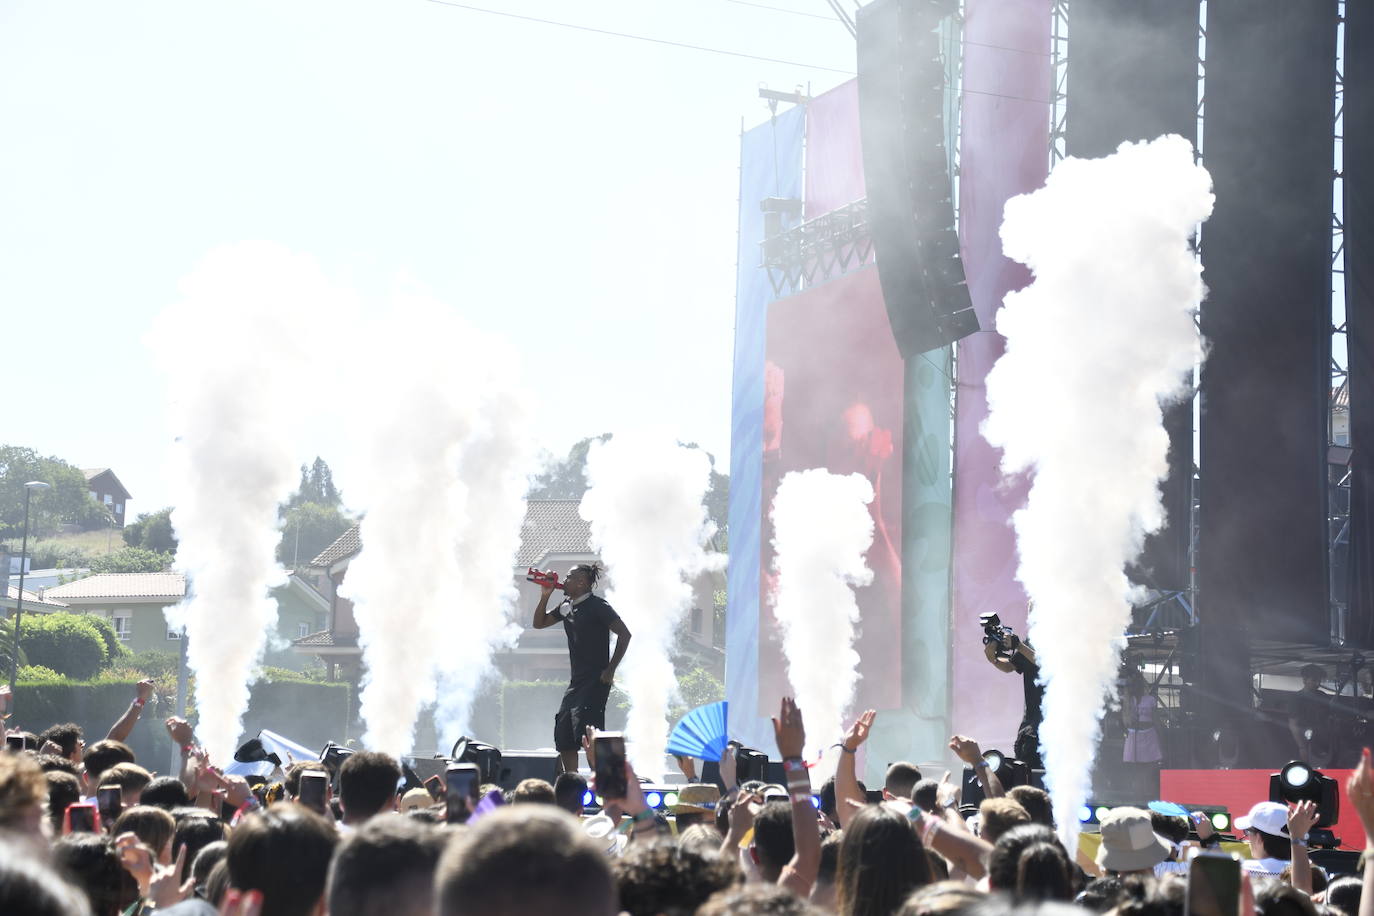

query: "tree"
xmin=88 ymin=547 xmax=174 ymax=574
xmin=123 ymin=507 xmax=178 ymax=553
xmin=0 ymin=445 xmax=112 ymax=538
xmin=21 ymin=613 xmax=108 ymax=679
xmin=278 ymin=503 xmax=353 ymax=568
xmin=284 ymin=457 xmax=343 ymax=513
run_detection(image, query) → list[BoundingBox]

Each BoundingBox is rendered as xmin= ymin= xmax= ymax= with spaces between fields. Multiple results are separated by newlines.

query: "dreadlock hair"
xmin=572 ymin=563 xmax=602 ymax=588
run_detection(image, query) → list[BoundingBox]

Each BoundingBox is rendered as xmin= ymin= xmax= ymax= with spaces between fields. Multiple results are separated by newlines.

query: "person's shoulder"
xmin=588 ymin=594 xmax=619 ymax=616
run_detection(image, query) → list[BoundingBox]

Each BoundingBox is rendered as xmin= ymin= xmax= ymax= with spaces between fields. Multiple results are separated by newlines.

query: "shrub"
xmin=88 ymin=547 xmax=173 ymax=574
xmin=20 ymin=613 xmax=108 ymax=679
xmin=83 ymin=614 xmax=130 ymax=665
xmin=128 ymin=650 xmax=178 ymax=681
xmin=16 ymin=665 xmax=64 ymax=683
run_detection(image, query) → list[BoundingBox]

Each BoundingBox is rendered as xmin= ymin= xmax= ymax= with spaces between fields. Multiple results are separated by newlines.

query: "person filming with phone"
xmin=532 ymin=562 xmax=632 ymax=774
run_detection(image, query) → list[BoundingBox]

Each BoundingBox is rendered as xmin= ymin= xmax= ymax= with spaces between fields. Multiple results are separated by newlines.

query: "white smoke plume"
xmin=769 ymin=469 xmax=875 ymax=773
xmin=580 ymin=433 xmax=722 ymax=778
xmin=151 ymin=242 xmax=350 ymax=763
xmin=342 ymin=291 xmax=533 ymax=755
xmin=433 ymin=378 xmax=535 ymax=748
xmin=982 ymin=135 xmax=1212 ymax=847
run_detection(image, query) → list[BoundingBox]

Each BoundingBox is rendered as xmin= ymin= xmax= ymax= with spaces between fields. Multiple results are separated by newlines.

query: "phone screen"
xmin=97 ymin=786 xmax=122 ymax=824
xmin=5 ymin=734 xmax=24 ymax=752
xmin=594 ymin=732 xmax=628 ymax=800
xmin=445 ymin=763 xmax=480 ymax=824
xmin=299 ymin=771 xmax=328 ymax=814
xmin=66 ymin=803 xmax=99 ymax=834
xmin=424 ymin=774 xmax=445 ymax=801
xmin=1186 ymin=851 xmax=1241 ymax=916
xmin=220 ymin=797 xmax=237 ymax=823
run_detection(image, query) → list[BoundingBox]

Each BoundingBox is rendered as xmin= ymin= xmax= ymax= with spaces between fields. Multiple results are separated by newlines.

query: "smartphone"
xmin=1186 ymin=851 xmax=1241 ymax=916
xmin=5 ymin=734 xmax=24 ymax=752
xmin=445 ymin=763 xmax=480 ymax=824
xmin=97 ymin=785 xmax=122 ymax=825
xmin=594 ymin=732 xmax=628 ymax=801
xmin=298 ymin=770 xmax=328 ymax=814
xmin=64 ymin=802 xmax=100 ymax=834
xmin=424 ymin=774 xmax=445 ymax=801
xmin=219 ymin=795 xmax=237 ymax=824
xmin=764 ymin=791 xmax=789 ymax=805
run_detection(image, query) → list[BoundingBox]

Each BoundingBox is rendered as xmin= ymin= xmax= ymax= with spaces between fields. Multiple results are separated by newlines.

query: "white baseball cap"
xmin=1234 ymin=801 xmax=1289 ymax=838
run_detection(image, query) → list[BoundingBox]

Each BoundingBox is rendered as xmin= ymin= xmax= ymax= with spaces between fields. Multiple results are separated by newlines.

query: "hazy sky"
xmin=1 ymin=0 xmax=854 ymax=516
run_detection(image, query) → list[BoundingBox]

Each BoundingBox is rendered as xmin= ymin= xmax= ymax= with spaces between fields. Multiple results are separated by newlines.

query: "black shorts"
xmin=554 ymin=679 xmax=612 ymax=753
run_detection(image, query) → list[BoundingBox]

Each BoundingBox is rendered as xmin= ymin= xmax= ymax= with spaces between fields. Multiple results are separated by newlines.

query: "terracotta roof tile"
xmin=45 ymin=573 xmax=185 ymax=600
xmin=516 ymin=500 xmax=592 ymax=566
xmin=309 ymin=525 xmax=361 ymax=568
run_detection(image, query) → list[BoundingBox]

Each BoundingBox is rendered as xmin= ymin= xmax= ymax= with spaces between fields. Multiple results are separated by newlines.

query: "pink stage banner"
xmin=804 ymin=80 xmax=865 ymax=219
xmin=950 ymin=0 xmax=1051 ymax=747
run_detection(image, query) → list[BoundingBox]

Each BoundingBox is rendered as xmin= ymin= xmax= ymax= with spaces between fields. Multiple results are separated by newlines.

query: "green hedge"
xmin=12 ymin=680 xmax=172 ymax=765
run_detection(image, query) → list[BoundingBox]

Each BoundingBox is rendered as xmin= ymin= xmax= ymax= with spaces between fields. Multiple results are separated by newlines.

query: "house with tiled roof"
xmin=83 ymin=469 xmax=131 ymax=528
xmin=291 ymin=500 xmax=721 ymax=683
xmin=46 ymin=571 xmax=329 ymax=670
xmin=1 ymin=583 xmax=70 ymax=615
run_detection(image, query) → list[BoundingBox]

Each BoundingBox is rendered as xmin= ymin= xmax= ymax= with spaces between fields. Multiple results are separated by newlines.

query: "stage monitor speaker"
xmin=856 ymin=0 xmax=977 ymax=359
xmin=403 ymin=756 xmax=450 ymax=785
xmin=499 ymin=752 xmax=561 ymax=790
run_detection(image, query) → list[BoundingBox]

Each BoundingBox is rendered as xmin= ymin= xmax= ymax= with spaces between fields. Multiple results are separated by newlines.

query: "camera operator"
xmin=980 ymin=612 xmax=1043 ymax=769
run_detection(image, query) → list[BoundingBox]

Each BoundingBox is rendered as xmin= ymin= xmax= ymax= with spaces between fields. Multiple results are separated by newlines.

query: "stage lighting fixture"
xmin=981 ymin=749 xmax=1032 ymax=789
xmin=1078 ymin=805 xmax=1093 ymax=823
xmin=735 ymin=746 xmax=770 ymax=783
xmin=582 ymin=790 xmax=595 ymax=807
xmin=1271 ymin=760 xmax=1340 ymax=828
xmin=449 ymin=736 xmax=504 ymax=785
xmin=664 ymin=792 xmax=680 ymax=808
xmin=646 ymin=792 xmax=663 ymax=809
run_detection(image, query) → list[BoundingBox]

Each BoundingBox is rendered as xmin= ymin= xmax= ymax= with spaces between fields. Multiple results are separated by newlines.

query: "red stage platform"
xmin=1160 ymin=769 xmax=1363 ymax=850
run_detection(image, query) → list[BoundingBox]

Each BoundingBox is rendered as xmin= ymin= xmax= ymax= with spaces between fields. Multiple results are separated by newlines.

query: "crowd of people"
xmin=3 ymin=680 xmax=1374 ymax=916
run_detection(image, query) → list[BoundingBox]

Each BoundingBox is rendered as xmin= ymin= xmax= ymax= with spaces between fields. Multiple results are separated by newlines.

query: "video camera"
xmin=979 ymin=612 xmax=1017 ymax=650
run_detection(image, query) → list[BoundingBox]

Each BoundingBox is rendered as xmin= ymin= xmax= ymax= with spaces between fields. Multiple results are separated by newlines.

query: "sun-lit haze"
xmin=0 ymin=1 xmax=855 ymax=512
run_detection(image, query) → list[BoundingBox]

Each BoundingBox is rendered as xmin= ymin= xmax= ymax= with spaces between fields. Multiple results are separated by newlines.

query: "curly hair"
xmin=612 ymin=839 xmax=742 ymax=916
xmin=571 ymin=562 xmax=603 ymax=587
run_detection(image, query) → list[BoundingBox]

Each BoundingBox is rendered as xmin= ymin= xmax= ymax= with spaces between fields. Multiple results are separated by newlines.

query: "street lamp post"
xmin=7 ymin=481 xmax=51 ymax=711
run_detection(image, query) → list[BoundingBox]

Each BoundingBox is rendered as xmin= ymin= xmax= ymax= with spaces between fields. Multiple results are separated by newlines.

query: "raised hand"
xmin=1288 ymin=799 xmax=1320 ymax=842
xmin=149 ymin=843 xmax=194 ymax=909
xmin=772 ymin=696 xmax=806 ymax=760
xmin=1348 ymin=748 xmax=1374 ymax=843
xmin=165 ymin=716 xmax=193 ymax=747
xmin=948 ymin=735 xmax=983 ymax=765
xmin=136 ymin=680 xmax=155 ymax=703
xmin=841 ymin=709 xmax=877 ymax=752
xmin=719 ymin=744 xmax=738 ymax=790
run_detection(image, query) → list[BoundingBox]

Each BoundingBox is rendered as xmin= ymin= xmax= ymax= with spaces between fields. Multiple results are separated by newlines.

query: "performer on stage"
xmin=531 ymin=563 xmax=632 ymax=774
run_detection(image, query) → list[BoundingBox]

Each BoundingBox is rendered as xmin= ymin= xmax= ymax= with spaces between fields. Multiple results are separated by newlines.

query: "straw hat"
xmin=670 ymin=784 xmax=721 ymax=816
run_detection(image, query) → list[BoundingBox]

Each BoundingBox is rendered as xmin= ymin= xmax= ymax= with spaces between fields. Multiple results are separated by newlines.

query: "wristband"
xmin=1293 ymin=837 xmax=1309 ymax=848
xmin=782 ymin=757 xmax=807 ymax=773
xmin=973 ymin=759 xmax=990 ymax=770
xmin=132 ymin=698 xmax=147 ymax=708
xmin=835 ymin=744 xmax=856 ymax=755
xmin=181 ymin=743 xmax=194 ymax=755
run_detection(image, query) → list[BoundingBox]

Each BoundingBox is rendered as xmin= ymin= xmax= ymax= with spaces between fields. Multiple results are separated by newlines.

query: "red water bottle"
xmin=526 ymin=568 xmax=563 ymax=590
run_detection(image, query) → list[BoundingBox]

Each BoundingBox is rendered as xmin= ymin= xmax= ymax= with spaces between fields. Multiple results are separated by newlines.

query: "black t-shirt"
xmin=551 ymin=594 xmax=622 ymax=684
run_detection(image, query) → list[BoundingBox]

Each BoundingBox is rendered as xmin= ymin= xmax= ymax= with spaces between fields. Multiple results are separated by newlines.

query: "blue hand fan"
xmin=1148 ymin=801 xmax=1190 ymax=818
xmin=666 ymin=701 xmax=729 ymax=760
